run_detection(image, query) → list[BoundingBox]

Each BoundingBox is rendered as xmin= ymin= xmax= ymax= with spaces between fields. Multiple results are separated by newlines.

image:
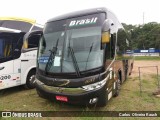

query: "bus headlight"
xmin=82 ymin=78 xmax=107 ymax=91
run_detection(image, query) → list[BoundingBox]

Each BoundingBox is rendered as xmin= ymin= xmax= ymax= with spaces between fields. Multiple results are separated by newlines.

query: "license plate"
xmin=56 ymin=96 xmax=68 ymax=102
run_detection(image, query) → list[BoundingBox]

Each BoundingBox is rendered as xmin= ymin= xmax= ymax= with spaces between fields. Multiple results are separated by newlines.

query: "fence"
xmin=138 ymin=66 xmax=159 ymax=96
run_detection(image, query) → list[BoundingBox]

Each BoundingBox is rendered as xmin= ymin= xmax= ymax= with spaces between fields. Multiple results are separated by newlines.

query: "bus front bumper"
xmin=35 ymin=79 xmax=107 ymax=106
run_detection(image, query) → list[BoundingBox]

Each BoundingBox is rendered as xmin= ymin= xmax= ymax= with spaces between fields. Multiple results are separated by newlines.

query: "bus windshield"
xmin=38 ymin=13 xmax=105 ymax=74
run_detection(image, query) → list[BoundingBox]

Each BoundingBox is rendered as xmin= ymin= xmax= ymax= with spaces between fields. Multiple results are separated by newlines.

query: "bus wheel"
xmin=25 ymin=70 xmax=36 ymax=89
xmin=129 ymin=63 xmax=134 ymax=75
xmin=113 ymin=79 xmax=121 ymax=97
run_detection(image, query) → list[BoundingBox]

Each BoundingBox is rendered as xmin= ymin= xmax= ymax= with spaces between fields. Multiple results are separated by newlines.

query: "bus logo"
xmin=69 ymin=17 xmax=98 ymax=27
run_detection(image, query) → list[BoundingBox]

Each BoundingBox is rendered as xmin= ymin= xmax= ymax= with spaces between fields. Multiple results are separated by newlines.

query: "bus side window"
xmin=105 ymin=33 xmax=115 ymax=59
xmin=28 ymin=34 xmax=41 ymax=48
xmin=0 ymin=39 xmax=5 ymax=58
xmin=111 ymin=34 xmax=115 ymax=58
xmin=0 ymin=37 xmax=12 ymax=59
xmin=0 ymin=33 xmax=25 ymax=62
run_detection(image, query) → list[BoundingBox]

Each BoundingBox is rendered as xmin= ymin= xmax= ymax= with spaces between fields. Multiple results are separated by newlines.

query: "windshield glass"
xmin=38 ymin=13 xmax=105 ymax=74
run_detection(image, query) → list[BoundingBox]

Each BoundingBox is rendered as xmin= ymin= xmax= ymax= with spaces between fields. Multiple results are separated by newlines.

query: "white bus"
xmin=0 ymin=17 xmax=43 ymax=90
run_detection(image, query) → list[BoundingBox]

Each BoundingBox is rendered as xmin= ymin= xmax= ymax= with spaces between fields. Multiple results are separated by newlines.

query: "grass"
xmin=134 ymin=56 xmax=160 ymax=60
xmin=0 ymin=69 xmax=160 ymax=119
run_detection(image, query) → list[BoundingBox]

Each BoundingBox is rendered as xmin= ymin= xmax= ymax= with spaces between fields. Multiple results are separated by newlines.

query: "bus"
xmin=0 ymin=17 xmax=43 ymax=90
xmin=35 ymin=8 xmax=134 ymax=106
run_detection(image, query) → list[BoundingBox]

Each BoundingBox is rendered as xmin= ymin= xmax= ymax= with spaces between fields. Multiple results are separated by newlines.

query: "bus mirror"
xmin=102 ymin=32 xmax=110 ymax=43
xmin=13 ymin=48 xmax=21 ymax=58
xmin=101 ymin=19 xmax=113 ymax=44
xmin=22 ymin=40 xmax=28 ymax=49
xmin=102 ymin=19 xmax=114 ymax=32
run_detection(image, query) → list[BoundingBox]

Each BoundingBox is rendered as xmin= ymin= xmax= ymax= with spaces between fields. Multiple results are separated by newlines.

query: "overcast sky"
xmin=0 ymin=0 xmax=160 ymax=25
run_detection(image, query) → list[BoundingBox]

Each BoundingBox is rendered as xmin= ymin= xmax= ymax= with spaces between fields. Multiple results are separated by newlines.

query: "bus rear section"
xmin=35 ymin=7 xmax=134 ymax=106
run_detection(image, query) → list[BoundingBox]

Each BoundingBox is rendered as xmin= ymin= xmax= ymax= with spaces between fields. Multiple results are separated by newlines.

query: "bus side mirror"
xmin=22 ymin=40 xmax=28 ymax=49
xmin=101 ymin=19 xmax=114 ymax=44
xmin=102 ymin=31 xmax=110 ymax=43
xmin=13 ymin=48 xmax=21 ymax=58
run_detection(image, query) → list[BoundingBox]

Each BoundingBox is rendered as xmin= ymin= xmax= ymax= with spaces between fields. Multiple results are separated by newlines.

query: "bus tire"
xmin=129 ymin=63 xmax=133 ymax=75
xmin=24 ymin=70 xmax=36 ymax=89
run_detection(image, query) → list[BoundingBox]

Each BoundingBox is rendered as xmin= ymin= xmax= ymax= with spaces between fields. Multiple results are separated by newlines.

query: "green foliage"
xmin=134 ymin=56 xmax=160 ymax=60
xmin=122 ymin=22 xmax=160 ymax=50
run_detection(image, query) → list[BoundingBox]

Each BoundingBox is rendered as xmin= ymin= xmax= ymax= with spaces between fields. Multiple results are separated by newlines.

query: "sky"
xmin=0 ymin=0 xmax=160 ymax=25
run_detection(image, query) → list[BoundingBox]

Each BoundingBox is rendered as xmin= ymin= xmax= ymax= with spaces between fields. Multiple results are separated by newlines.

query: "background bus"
xmin=0 ymin=17 xmax=43 ymax=90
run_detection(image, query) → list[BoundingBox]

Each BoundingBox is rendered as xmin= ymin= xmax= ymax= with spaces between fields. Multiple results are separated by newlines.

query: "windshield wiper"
xmin=68 ymin=34 xmax=81 ymax=77
xmin=85 ymin=42 xmax=94 ymax=70
xmin=68 ymin=46 xmax=81 ymax=77
xmin=45 ymin=38 xmax=59 ymax=74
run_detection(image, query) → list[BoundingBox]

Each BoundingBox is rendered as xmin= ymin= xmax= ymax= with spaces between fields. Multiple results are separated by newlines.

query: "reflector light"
xmin=56 ymin=96 xmax=68 ymax=102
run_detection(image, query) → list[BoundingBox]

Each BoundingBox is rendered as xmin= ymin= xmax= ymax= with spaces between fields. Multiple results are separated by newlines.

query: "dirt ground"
xmin=131 ymin=60 xmax=160 ymax=96
xmin=132 ymin=61 xmax=160 ymax=77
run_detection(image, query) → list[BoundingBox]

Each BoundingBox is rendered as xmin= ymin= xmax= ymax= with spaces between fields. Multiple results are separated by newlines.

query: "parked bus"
xmin=35 ymin=8 xmax=134 ymax=106
xmin=0 ymin=17 xmax=43 ymax=90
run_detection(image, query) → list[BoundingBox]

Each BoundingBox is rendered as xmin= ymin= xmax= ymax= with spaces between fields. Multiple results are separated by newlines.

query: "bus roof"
xmin=0 ymin=17 xmax=43 ymax=32
xmin=0 ymin=17 xmax=36 ymax=24
xmin=47 ymin=7 xmax=108 ymax=23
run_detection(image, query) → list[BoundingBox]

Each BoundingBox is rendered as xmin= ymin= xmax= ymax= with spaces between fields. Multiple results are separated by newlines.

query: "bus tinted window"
xmin=0 ymin=33 xmax=24 ymax=60
xmin=0 ymin=36 xmax=12 ymax=58
xmin=0 ymin=38 xmax=5 ymax=58
xmin=28 ymin=34 xmax=41 ymax=48
xmin=44 ymin=20 xmax=66 ymax=34
xmin=0 ymin=20 xmax=32 ymax=32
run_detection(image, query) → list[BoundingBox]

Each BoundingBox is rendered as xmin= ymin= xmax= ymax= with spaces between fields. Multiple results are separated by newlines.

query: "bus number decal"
xmin=0 ymin=75 xmax=11 ymax=80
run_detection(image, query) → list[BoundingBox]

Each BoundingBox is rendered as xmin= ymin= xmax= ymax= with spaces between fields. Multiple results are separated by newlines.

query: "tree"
xmin=122 ymin=22 xmax=160 ymax=50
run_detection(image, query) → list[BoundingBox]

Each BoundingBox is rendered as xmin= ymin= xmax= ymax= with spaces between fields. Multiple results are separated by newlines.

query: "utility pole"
xmin=143 ymin=12 xmax=145 ymax=25
xmin=142 ymin=12 xmax=145 ymax=49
